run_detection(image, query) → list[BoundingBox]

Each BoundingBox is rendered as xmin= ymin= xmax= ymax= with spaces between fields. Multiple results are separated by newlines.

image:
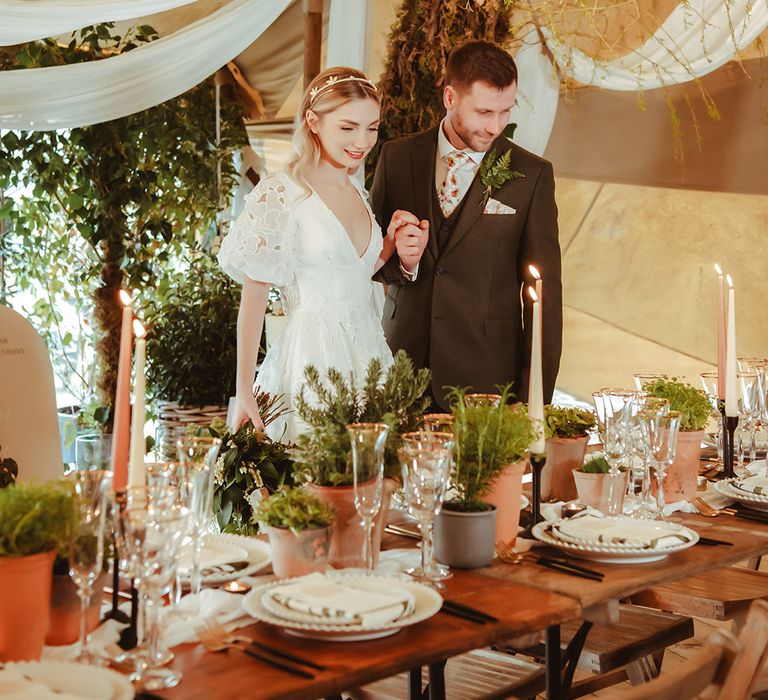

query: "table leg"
xmin=561 ymin=621 xmax=592 ymax=693
xmin=407 ymin=667 xmax=422 ymax=700
xmin=545 ymin=625 xmax=562 ymax=700
xmin=427 ymin=660 xmax=446 ymax=700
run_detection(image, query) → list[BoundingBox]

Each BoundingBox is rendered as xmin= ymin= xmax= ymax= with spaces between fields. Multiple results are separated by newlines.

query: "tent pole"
xmin=303 ymin=0 xmax=323 ymax=88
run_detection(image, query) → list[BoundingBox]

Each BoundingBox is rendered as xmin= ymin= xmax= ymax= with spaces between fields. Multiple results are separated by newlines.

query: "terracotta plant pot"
xmin=573 ymin=469 xmax=629 ymax=513
xmin=543 ymin=435 xmax=589 ymax=501
xmin=266 ymin=526 xmax=332 ymax=578
xmin=0 ymin=550 xmax=56 ymax=661
xmin=653 ymin=430 xmax=704 ymax=503
xmin=46 ymin=572 xmax=106 ymax=647
xmin=306 ymin=478 xmax=396 ymax=569
xmin=434 ymin=504 xmax=497 ymax=569
xmin=480 ymin=460 xmax=526 ymax=547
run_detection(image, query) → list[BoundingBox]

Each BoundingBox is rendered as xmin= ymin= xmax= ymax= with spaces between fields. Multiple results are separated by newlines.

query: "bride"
xmin=218 ymin=66 xmax=428 ymax=441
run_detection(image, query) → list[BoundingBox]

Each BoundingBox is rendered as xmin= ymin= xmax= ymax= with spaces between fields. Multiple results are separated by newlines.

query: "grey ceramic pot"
xmin=434 ymin=504 xmax=497 ymax=569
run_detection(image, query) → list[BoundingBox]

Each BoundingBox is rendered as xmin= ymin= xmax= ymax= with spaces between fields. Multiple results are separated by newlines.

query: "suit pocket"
xmin=484 ymin=318 xmax=518 ymax=337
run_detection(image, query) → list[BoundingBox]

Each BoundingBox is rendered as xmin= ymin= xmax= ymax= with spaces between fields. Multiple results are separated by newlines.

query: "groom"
xmin=372 ymin=39 xmax=562 ymax=408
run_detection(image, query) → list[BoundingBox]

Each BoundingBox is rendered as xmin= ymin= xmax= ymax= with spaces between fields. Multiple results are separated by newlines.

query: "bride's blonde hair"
xmin=288 ymin=66 xmax=380 ymax=194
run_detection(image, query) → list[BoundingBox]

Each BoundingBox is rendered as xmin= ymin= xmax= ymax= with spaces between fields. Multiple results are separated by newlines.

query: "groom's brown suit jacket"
xmin=370 ymin=126 xmax=562 ymax=408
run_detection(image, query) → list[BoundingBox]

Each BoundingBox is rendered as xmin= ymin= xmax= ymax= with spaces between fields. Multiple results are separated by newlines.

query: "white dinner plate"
xmin=532 ymin=519 xmax=699 ymax=564
xmin=715 ymin=479 xmax=768 ymax=512
xmin=180 ymin=533 xmax=271 ymax=584
xmin=552 ymin=514 xmax=695 ymax=549
xmin=243 ymin=571 xmax=442 ymax=641
xmin=1 ymin=661 xmax=133 ymax=699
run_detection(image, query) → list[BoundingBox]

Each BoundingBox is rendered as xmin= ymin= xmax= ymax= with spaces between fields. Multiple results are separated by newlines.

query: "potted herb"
xmin=253 ymin=487 xmax=334 ymax=577
xmin=644 ymin=376 xmax=710 ymax=501
xmin=542 ymin=406 xmax=596 ymax=501
xmin=434 ymin=385 xmax=535 ymax=569
xmin=144 ymin=254 xmax=241 ymax=454
xmin=210 ymin=395 xmax=295 ymax=536
xmin=294 ymin=351 xmax=431 ymax=567
xmin=0 ymin=481 xmax=76 ymax=661
xmin=573 ymin=454 xmax=630 ymax=512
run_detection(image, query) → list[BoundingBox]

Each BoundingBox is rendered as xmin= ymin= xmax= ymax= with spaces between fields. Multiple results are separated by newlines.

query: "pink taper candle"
xmin=111 ymin=290 xmax=133 ymax=491
xmin=714 ymin=264 xmax=726 ymax=400
xmin=724 ymin=275 xmax=738 ymax=417
xmin=527 ymin=287 xmax=545 ymax=454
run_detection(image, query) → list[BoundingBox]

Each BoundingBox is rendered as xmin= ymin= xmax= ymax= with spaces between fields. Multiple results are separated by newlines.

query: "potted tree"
xmin=253 ymin=487 xmax=334 ymax=577
xmin=144 ymin=254 xmax=241 ymax=456
xmin=542 ymin=406 xmax=596 ymax=501
xmin=573 ymin=454 xmax=630 ymax=512
xmin=644 ymin=376 xmax=711 ymax=501
xmin=0 ymin=481 xmax=75 ymax=661
xmin=294 ymin=351 xmax=431 ymax=568
xmin=434 ymin=385 xmax=535 ymax=568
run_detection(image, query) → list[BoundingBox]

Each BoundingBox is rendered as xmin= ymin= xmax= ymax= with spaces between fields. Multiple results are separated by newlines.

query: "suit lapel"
xmin=410 ymin=127 xmax=439 ymax=260
xmin=440 ymin=134 xmax=513 ymax=259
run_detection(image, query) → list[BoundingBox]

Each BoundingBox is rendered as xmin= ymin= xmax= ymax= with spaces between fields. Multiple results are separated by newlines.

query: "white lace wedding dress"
xmin=218 ymin=171 xmax=393 ymax=443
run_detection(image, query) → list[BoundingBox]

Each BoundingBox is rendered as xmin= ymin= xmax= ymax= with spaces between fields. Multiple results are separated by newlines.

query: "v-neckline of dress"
xmin=311 ymin=178 xmax=373 ymax=261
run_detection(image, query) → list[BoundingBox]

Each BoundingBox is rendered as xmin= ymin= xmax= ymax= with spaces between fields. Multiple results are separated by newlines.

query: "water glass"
xmin=641 ymin=409 xmax=682 ymax=519
xmin=737 ymin=369 xmax=761 ymax=469
xmin=632 ymin=373 xmax=666 ymax=391
xmin=463 ymin=394 xmax=502 ymax=408
xmin=75 ymin=433 xmax=113 ymax=472
xmin=347 ymin=423 xmax=389 ymax=570
xmin=69 ymin=469 xmax=112 ymax=665
xmin=699 ymin=371 xmax=723 ymax=466
xmin=422 ymin=413 xmax=455 ymax=433
xmin=398 ymin=446 xmax=452 ymax=586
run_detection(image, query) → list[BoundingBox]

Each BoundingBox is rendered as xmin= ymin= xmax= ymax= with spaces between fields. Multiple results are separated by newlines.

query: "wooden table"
xmin=145 ymin=512 xmax=768 ymax=700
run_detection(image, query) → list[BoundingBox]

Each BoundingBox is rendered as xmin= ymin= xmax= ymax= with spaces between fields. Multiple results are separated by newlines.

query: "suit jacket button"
xmin=435 ymin=266 xmax=445 ymax=276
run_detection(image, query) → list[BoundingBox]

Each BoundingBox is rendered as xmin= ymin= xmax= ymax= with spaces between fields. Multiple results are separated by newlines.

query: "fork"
xmin=692 ymin=497 xmax=736 ymax=517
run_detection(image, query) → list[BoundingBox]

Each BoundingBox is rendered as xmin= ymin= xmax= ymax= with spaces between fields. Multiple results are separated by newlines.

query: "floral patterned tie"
xmin=437 ymin=151 xmax=472 ymax=217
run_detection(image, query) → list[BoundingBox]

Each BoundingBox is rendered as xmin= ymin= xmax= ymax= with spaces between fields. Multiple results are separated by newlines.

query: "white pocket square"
xmin=483 ymin=198 xmax=516 ymax=215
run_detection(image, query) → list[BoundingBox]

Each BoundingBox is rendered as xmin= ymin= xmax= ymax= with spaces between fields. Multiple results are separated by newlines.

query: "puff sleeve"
xmin=218 ymin=174 xmax=296 ymax=287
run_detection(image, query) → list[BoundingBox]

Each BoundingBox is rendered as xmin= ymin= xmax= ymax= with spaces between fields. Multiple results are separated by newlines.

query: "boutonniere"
xmin=478 ymin=149 xmax=525 ymax=208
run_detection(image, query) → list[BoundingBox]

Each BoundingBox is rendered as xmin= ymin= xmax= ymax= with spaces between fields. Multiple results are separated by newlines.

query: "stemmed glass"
xmin=699 ymin=371 xmax=723 ymax=467
xmin=463 ymin=394 xmax=502 ymax=408
xmin=631 ymin=398 xmax=670 ymax=518
xmin=737 ymin=370 xmax=761 ymax=470
xmin=347 ymin=423 xmax=389 ymax=570
xmin=69 ymin=469 xmax=112 ymax=665
xmin=398 ymin=446 xmax=453 ymax=587
xmin=632 ymin=373 xmax=666 ymax=391
xmin=640 ymin=409 xmax=682 ymax=519
xmin=598 ymin=389 xmax=636 ymax=515
xmin=422 ymin=413 xmax=455 ymax=433
xmin=75 ymin=433 xmax=113 ymax=472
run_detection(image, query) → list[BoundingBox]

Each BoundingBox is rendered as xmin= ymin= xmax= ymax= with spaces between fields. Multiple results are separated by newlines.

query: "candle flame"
xmin=528 ymin=264 xmax=541 ymax=280
xmin=713 ymin=263 xmax=722 ymax=276
xmin=132 ymin=319 xmax=146 ymax=338
xmin=118 ymin=289 xmax=133 ymax=306
xmin=726 ymin=274 xmax=734 ymax=289
xmin=528 ymin=286 xmax=539 ymax=302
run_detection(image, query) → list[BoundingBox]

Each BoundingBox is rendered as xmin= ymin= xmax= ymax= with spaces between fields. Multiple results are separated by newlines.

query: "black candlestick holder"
xmin=723 ymin=414 xmax=739 ymax=479
xmin=530 ymin=454 xmax=547 ymax=525
xmin=102 ymin=488 xmax=130 ymax=624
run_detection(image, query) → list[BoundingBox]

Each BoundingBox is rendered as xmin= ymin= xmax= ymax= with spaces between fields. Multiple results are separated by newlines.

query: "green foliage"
xmin=294 ymin=351 xmax=432 ymax=486
xmin=366 ymin=0 xmax=513 ymax=182
xmin=0 ymin=481 xmax=76 ymax=557
xmin=143 ymin=253 xmax=240 ymax=406
xmin=0 ymin=23 xmax=245 ymax=410
xmin=580 ymin=456 xmax=611 ymax=474
xmin=210 ymin=394 xmax=295 ymax=536
xmin=644 ymin=376 xmax=711 ymax=432
xmin=253 ymin=487 xmax=334 ymax=535
xmin=447 ymin=384 xmax=536 ymax=511
xmin=544 ymin=405 xmax=596 ymax=439
xmin=0 ymin=446 xmax=18 ymax=489
xmin=478 ymin=149 xmax=525 ymax=206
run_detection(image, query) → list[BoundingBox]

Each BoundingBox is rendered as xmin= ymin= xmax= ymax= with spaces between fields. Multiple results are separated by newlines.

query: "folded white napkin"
xmin=541 ymin=502 xmax=603 ymax=522
xmin=177 ymin=539 xmax=248 ymax=575
xmin=734 ymin=475 xmax=768 ymax=496
xmin=164 ymin=588 xmax=252 ymax=647
xmin=42 ymin=619 xmax=125 ymax=664
xmin=0 ymin=664 xmax=115 ymax=699
xmin=553 ymin=514 xmax=690 ymax=549
xmin=266 ymin=573 xmax=410 ymax=627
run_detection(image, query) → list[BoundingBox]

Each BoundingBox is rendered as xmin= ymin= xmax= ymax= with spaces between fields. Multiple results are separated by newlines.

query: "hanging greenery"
xmin=0 ymin=24 xmax=246 ymax=419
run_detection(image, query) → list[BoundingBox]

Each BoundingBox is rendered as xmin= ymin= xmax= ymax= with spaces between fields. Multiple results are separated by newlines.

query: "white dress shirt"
xmin=435 ymin=119 xmax=486 ymax=202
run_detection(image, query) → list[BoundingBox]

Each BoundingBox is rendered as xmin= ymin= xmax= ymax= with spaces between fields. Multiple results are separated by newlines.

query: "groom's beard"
xmin=447 ymin=115 xmax=496 ymax=153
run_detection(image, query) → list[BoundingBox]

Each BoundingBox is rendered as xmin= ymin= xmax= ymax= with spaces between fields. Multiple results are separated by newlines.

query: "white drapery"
xmin=326 ymin=0 xmax=371 ymax=72
xmin=0 ymin=0 xmax=291 ymax=130
xmin=0 ymin=0 xmax=198 ymax=46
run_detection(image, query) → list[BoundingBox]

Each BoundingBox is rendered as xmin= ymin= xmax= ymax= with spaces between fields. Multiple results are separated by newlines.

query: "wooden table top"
xmin=148 ymin=571 xmax=579 ymax=700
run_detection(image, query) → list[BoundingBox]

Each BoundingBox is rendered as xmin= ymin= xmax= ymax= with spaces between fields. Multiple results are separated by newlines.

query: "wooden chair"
xmin=616 ymin=599 xmax=768 ymax=700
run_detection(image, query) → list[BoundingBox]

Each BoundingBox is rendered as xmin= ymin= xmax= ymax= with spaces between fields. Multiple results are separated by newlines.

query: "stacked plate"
xmin=532 ymin=514 xmax=699 ymax=564
xmin=715 ymin=476 xmax=768 ymax=512
xmin=178 ymin=533 xmax=271 ymax=584
xmin=243 ymin=571 xmax=442 ymax=641
xmin=0 ymin=661 xmax=133 ymax=699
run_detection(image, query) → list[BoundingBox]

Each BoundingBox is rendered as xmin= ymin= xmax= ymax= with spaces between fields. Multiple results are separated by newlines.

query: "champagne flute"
xmin=347 ymin=423 xmax=389 ymax=570
xmin=600 ymin=389 xmax=636 ymax=515
xmin=641 ymin=409 xmax=682 ymax=519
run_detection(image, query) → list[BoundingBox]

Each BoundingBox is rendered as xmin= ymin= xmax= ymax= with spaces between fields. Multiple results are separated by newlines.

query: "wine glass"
xmin=632 ymin=398 xmax=670 ymax=518
xmin=632 ymin=373 xmax=666 ymax=391
xmin=463 ymin=394 xmax=502 ymax=408
xmin=737 ymin=370 xmax=761 ymax=470
xmin=75 ymin=433 xmax=113 ymax=472
xmin=641 ymin=409 xmax=682 ymax=519
xmin=69 ymin=469 xmax=112 ymax=665
xmin=422 ymin=413 xmax=455 ymax=433
xmin=347 ymin=423 xmax=389 ymax=570
xmin=699 ymin=371 xmax=723 ymax=468
xmin=398 ymin=446 xmax=452 ymax=586
xmin=599 ymin=389 xmax=636 ymax=515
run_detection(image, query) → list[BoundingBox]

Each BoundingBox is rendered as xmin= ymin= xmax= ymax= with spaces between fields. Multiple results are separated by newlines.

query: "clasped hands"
xmin=388 ymin=210 xmax=429 ymax=273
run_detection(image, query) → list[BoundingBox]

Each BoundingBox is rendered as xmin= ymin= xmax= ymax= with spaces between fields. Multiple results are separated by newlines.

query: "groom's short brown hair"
xmin=445 ymin=40 xmax=517 ymax=91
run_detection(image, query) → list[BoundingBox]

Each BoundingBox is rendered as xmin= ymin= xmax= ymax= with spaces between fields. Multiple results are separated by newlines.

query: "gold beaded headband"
xmin=308 ymin=76 xmax=378 ymax=105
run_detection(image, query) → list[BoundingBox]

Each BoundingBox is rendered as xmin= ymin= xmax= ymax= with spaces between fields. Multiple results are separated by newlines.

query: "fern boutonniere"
xmin=478 ymin=148 xmax=525 ymax=208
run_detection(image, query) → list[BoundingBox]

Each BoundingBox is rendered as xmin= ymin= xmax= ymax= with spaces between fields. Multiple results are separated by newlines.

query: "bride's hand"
xmin=232 ymin=393 xmax=265 ymax=432
xmin=387 ymin=209 xmax=420 ymax=242
xmin=395 ymin=220 xmax=429 ymax=271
